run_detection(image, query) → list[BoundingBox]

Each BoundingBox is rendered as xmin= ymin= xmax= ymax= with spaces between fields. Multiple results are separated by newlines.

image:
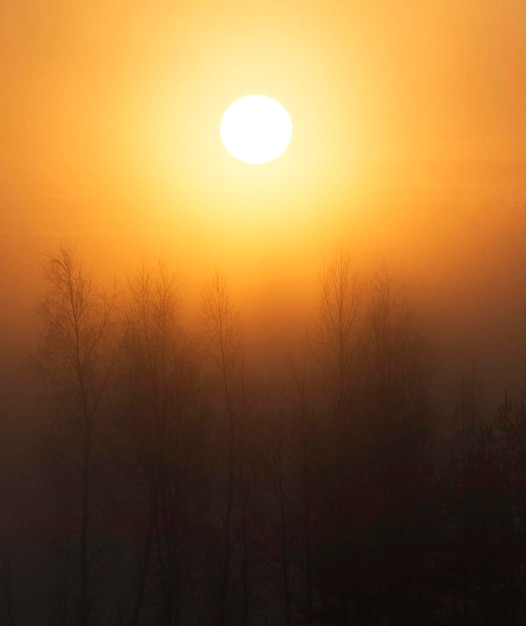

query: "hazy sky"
xmin=1 ymin=0 xmax=526 ymax=399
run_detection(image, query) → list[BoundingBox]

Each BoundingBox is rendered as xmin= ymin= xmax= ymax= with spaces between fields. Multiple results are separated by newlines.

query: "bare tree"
xmin=120 ymin=262 xmax=199 ymax=626
xmin=315 ymin=252 xmax=363 ymax=416
xmin=313 ymin=253 xmax=363 ymax=624
xmin=362 ymin=268 xmax=431 ymax=458
xmin=359 ymin=268 xmax=433 ymax=624
xmin=36 ymin=245 xmax=118 ymax=626
xmin=202 ymin=273 xmax=248 ymax=626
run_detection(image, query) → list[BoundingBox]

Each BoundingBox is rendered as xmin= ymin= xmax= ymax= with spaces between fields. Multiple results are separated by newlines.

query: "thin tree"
xmin=316 ymin=252 xmax=362 ymax=416
xmin=37 ymin=245 xmax=118 ymax=626
xmin=313 ymin=252 xmax=363 ymax=624
xmin=202 ymin=273 xmax=246 ymax=626
xmin=121 ymin=262 xmax=198 ymax=626
xmin=360 ymin=268 xmax=433 ymax=624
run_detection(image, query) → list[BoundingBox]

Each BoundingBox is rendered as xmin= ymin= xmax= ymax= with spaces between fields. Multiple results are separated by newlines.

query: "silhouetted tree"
xmin=37 ymin=245 xmax=118 ymax=626
xmin=311 ymin=253 xmax=363 ymax=624
xmin=357 ymin=269 xmax=434 ymax=625
xmin=202 ymin=273 xmax=250 ymax=626
xmin=118 ymin=263 xmax=200 ymax=626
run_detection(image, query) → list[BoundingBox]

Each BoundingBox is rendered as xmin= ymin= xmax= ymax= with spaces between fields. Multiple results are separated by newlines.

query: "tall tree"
xmin=316 ymin=252 xmax=362 ymax=418
xmin=37 ymin=245 xmax=118 ymax=626
xmin=313 ymin=253 xmax=363 ymax=624
xmin=359 ymin=269 xmax=433 ymax=625
xmin=202 ymin=273 xmax=248 ymax=626
xmin=120 ymin=263 xmax=199 ymax=626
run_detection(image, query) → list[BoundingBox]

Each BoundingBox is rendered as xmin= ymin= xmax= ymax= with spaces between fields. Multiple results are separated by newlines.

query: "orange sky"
xmin=1 ymin=0 xmax=526 ymax=386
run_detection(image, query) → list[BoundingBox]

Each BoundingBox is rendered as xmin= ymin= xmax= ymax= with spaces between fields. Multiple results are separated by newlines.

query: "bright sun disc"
xmin=220 ymin=95 xmax=292 ymax=164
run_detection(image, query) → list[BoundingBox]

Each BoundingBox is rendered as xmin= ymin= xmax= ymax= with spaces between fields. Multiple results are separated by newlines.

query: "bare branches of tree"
xmin=121 ymin=262 xmax=199 ymax=626
xmin=315 ymin=252 xmax=363 ymax=412
xmin=36 ymin=245 xmax=119 ymax=626
xmin=202 ymin=273 xmax=249 ymax=626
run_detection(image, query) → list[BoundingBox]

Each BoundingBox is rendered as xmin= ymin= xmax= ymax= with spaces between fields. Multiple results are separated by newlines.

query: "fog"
xmin=1 ymin=0 xmax=526 ymax=623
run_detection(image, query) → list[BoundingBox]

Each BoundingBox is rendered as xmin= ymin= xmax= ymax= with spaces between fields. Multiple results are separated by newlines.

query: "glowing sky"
xmin=1 ymin=0 xmax=526 ymax=379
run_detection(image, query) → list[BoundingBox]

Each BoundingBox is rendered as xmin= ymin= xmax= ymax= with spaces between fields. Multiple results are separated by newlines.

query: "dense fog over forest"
xmin=0 ymin=245 xmax=526 ymax=625
xmin=2 ymin=0 xmax=526 ymax=623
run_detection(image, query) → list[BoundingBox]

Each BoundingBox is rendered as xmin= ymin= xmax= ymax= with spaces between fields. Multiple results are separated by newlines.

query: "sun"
xmin=220 ymin=95 xmax=293 ymax=165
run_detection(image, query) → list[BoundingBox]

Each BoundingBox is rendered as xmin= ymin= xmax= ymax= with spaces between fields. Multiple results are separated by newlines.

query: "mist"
xmin=2 ymin=0 xmax=526 ymax=623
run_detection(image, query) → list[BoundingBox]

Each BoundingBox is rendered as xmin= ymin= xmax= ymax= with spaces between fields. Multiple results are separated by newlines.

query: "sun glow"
xmin=220 ymin=95 xmax=293 ymax=164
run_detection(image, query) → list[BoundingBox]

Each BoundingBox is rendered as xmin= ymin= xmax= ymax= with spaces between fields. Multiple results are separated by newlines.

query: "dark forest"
xmin=1 ymin=245 xmax=524 ymax=626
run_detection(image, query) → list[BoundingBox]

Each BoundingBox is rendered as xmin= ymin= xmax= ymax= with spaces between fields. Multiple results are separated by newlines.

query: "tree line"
xmin=2 ymin=245 xmax=525 ymax=626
